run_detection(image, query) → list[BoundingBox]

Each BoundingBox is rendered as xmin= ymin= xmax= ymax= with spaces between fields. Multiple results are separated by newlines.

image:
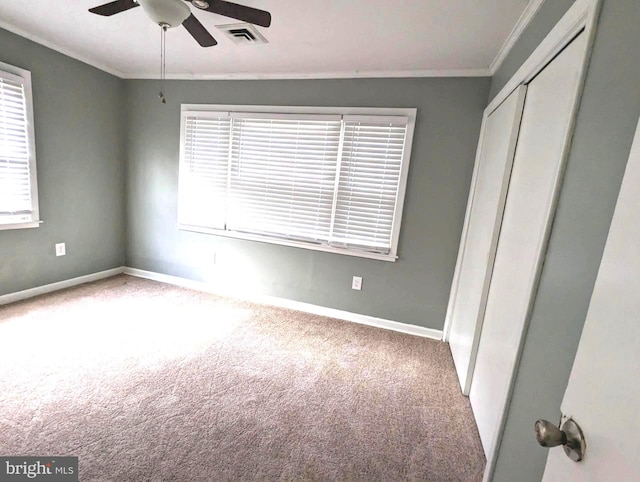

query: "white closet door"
xmin=470 ymin=32 xmax=587 ymax=462
xmin=448 ymin=85 xmax=526 ymax=393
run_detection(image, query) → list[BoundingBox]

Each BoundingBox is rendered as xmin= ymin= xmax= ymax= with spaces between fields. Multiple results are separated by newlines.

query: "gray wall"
xmin=0 ymin=28 xmax=126 ymax=295
xmin=125 ymin=77 xmax=490 ymax=329
xmin=491 ymin=1 xmax=640 ymax=481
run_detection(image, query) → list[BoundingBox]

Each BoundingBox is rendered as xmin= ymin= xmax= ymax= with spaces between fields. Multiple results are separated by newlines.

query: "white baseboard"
xmin=124 ymin=267 xmax=443 ymax=341
xmin=0 ymin=266 xmax=443 ymax=341
xmin=0 ymin=267 xmax=125 ymax=306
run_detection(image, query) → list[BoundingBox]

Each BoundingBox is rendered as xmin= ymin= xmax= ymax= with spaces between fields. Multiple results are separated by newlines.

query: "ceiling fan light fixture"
xmin=138 ymin=0 xmax=190 ymax=28
xmin=191 ymin=0 xmax=210 ymax=10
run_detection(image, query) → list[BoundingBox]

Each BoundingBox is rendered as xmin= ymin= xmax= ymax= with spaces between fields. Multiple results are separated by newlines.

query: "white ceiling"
xmin=0 ymin=0 xmax=534 ymax=79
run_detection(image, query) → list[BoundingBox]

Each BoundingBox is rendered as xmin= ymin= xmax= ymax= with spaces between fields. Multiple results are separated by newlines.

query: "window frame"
xmin=178 ymin=104 xmax=417 ymax=262
xmin=0 ymin=61 xmax=39 ymax=231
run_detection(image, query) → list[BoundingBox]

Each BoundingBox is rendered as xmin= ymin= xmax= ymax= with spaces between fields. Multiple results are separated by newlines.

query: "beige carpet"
xmin=0 ymin=275 xmax=484 ymax=481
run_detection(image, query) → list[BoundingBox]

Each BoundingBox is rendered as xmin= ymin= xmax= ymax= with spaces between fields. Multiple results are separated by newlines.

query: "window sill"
xmin=178 ymin=224 xmax=398 ymax=262
xmin=0 ymin=220 xmax=41 ymax=231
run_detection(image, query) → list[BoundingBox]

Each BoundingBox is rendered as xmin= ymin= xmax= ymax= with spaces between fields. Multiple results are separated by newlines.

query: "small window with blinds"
xmin=0 ymin=62 xmax=39 ymax=230
xmin=178 ymin=105 xmax=416 ymax=261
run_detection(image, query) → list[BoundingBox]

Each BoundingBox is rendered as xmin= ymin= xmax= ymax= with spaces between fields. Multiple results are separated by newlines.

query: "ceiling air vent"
xmin=217 ymin=23 xmax=268 ymax=45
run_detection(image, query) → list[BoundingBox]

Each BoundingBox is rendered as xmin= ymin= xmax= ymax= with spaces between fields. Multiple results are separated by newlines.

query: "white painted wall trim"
xmin=0 ymin=265 xmax=442 ymax=341
xmin=124 ymin=68 xmax=491 ymax=80
xmin=488 ymin=0 xmax=597 ymax=114
xmin=0 ymin=0 xmax=542 ymax=81
xmin=489 ymin=0 xmax=546 ymax=75
xmin=0 ymin=267 xmax=125 ymax=306
xmin=124 ymin=267 xmax=443 ymax=341
xmin=0 ymin=19 xmax=491 ymax=80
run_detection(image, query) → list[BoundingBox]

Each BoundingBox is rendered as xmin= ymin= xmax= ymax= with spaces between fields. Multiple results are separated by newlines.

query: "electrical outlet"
xmin=352 ymin=276 xmax=362 ymax=291
xmin=55 ymin=243 xmax=66 ymax=257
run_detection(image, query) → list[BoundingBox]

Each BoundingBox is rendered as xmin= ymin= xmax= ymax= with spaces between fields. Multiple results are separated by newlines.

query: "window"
xmin=178 ymin=105 xmax=416 ymax=261
xmin=0 ymin=62 xmax=39 ymax=230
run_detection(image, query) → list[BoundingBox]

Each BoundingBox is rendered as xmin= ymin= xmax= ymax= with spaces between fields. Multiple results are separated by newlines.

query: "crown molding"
xmin=124 ymin=68 xmax=491 ymax=80
xmin=0 ymin=18 xmax=499 ymax=81
xmin=490 ymin=0 xmax=546 ymax=75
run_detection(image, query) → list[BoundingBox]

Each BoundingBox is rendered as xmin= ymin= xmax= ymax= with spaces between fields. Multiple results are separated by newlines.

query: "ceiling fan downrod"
xmin=159 ymin=23 xmax=168 ymax=104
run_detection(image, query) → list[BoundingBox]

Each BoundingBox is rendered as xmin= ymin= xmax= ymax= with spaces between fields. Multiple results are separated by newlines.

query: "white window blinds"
xmin=178 ymin=107 xmax=415 ymax=261
xmin=228 ymin=113 xmax=341 ymax=242
xmin=331 ymin=116 xmax=407 ymax=253
xmin=0 ymin=69 xmax=35 ymax=225
xmin=178 ymin=113 xmax=231 ymax=229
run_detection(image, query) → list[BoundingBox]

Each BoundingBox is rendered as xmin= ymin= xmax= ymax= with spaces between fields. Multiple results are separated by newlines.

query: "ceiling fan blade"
xmin=200 ymin=0 xmax=271 ymax=28
xmin=89 ymin=0 xmax=139 ymax=16
xmin=183 ymin=14 xmax=218 ymax=47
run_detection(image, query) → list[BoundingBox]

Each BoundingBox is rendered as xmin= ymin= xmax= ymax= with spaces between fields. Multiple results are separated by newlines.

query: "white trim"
xmin=0 ymin=265 xmax=442 ymax=340
xmin=178 ymin=225 xmax=398 ymax=262
xmin=123 ymin=267 xmax=443 ymax=341
xmin=178 ymin=104 xmax=416 ymax=262
xmin=183 ymin=104 xmax=417 ymax=117
xmin=0 ymin=20 xmax=491 ymax=80
xmin=0 ymin=267 xmax=125 ymax=306
xmin=0 ymin=61 xmax=40 ymax=229
xmin=123 ymin=68 xmax=491 ymax=80
xmin=489 ymin=0 xmax=546 ymax=75
xmin=0 ymin=220 xmax=41 ymax=231
xmin=488 ymin=0 xmax=593 ymax=114
xmin=480 ymin=1 xmax=602 ymax=482
xmin=0 ymin=20 xmax=125 ymax=78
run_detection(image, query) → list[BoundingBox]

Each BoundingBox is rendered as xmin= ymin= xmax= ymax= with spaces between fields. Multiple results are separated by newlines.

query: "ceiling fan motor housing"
xmin=89 ymin=0 xmax=271 ymax=47
xmin=138 ymin=0 xmax=190 ymax=28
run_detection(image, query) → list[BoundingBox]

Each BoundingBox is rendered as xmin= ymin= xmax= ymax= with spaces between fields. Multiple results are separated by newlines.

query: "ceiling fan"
xmin=88 ymin=0 xmax=272 ymax=47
